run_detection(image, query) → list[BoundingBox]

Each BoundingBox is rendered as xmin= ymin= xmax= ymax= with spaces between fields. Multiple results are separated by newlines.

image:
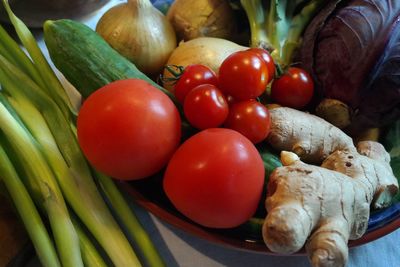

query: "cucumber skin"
xmin=239 ymin=148 xmax=281 ymax=239
xmin=43 ymin=19 xmax=173 ymax=100
xmin=259 ymin=147 xmax=282 ymax=182
xmin=254 ymin=146 xmax=282 ymax=218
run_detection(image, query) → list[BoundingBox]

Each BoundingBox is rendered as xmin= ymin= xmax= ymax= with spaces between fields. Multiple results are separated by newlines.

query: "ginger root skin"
xmin=263 ymin=152 xmax=377 ymax=266
xmin=322 ymin=141 xmax=399 ymax=210
xmin=267 ymin=107 xmax=356 ymax=164
xmin=263 ymin=154 xmax=362 ymax=266
xmin=263 ymin=142 xmax=399 ymax=267
xmin=263 ymin=106 xmax=399 ymax=267
xmin=267 ymin=107 xmax=398 ymax=209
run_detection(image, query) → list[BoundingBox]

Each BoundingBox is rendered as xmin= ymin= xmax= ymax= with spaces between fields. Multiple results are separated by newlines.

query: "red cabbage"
xmin=300 ymin=0 xmax=400 ymax=132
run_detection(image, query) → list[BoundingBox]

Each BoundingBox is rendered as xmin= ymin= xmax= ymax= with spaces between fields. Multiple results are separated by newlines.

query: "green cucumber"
xmin=259 ymin=145 xmax=282 ymax=181
xmin=237 ymin=217 xmax=264 ymax=240
xmin=254 ymin=145 xmax=282 ymax=218
xmin=43 ymin=19 xmax=174 ymax=101
xmin=239 ymin=147 xmax=281 ymax=239
xmin=236 ymin=147 xmax=282 ymax=240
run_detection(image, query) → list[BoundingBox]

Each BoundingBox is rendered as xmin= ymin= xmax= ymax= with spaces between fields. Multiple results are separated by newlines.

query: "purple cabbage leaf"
xmin=300 ymin=0 xmax=400 ymax=132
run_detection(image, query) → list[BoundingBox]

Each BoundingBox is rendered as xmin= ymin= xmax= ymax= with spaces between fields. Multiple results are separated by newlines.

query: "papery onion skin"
xmin=300 ymin=0 xmax=400 ymax=133
xmin=166 ymin=0 xmax=237 ymax=42
xmin=96 ymin=0 xmax=177 ymax=77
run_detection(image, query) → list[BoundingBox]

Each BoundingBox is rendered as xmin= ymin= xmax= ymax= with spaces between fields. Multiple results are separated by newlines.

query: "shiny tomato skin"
xmin=218 ymin=50 xmax=269 ymax=101
xmin=224 ymin=100 xmax=271 ymax=144
xmin=247 ymin=48 xmax=275 ymax=83
xmin=77 ymin=79 xmax=181 ymax=180
xmin=183 ymin=84 xmax=229 ymax=130
xmin=271 ymin=67 xmax=314 ymax=109
xmin=163 ymin=128 xmax=265 ymax=228
xmin=174 ymin=64 xmax=219 ymax=103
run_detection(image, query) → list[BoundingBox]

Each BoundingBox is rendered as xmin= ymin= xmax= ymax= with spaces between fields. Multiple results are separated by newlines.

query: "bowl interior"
xmin=123 ymin=174 xmax=400 ymax=254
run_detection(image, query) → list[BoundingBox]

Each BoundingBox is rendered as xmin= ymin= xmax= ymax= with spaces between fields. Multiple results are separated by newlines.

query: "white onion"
xmin=96 ymin=0 xmax=177 ymax=77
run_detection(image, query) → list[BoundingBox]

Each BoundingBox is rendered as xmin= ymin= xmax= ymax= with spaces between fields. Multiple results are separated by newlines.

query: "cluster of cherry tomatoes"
xmin=173 ymin=48 xmax=314 ymax=144
xmin=76 ymin=48 xmax=315 ymax=229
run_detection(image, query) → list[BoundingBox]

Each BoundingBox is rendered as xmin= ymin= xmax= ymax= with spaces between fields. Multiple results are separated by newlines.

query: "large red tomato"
xmin=163 ymin=128 xmax=265 ymax=228
xmin=77 ymin=79 xmax=181 ymax=180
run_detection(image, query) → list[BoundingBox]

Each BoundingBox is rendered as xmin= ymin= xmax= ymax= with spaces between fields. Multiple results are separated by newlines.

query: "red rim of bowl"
xmin=123 ymin=182 xmax=400 ymax=255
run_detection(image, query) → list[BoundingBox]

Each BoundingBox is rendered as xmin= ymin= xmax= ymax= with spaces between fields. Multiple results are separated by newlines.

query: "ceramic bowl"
xmin=124 ymin=175 xmax=400 ymax=254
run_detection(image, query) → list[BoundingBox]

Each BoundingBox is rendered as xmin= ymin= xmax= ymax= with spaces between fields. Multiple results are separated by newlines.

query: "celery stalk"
xmin=0 ymin=141 xmax=61 ymax=267
xmin=239 ymin=0 xmax=328 ymax=66
xmin=0 ymin=101 xmax=83 ymax=267
xmin=240 ymin=0 xmax=270 ymax=49
xmin=281 ymin=0 xmax=325 ymax=65
xmin=2 ymin=0 xmax=77 ymax=119
xmin=0 ymin=55 xmax=142 ymax=267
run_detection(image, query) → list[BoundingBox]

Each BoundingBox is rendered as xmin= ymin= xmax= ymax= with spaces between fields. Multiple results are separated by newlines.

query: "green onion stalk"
xmin=0 ymin=98 xmax=83 ymax=267
xmin=238 ymin=0 xmax=328 ymax=67
xmin=71 ymin=216 xmax=109 ymax=267
xmin=95 ymin=171 xmax=166 ymax=267
xmin=0 ymin=1 xmax=166 ymax=266
xmin=2 ymin=0 xmax=77 ymax=120
xmin=0 ymin=97 xmax=107 ymax=267
xmin=0 ymin=140 xmax=61 ymax=267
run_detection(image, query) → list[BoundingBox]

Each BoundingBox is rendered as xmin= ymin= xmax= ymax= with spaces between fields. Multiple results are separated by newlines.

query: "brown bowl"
xmin=122 ymin=175 xmax=400 ymax=254
xmin=122 ymin=176 xmax=400 ymax=255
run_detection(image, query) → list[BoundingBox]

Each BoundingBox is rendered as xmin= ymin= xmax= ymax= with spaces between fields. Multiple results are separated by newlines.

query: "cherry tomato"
xmin=247 ymin=48 xmax=275 ymax=83
xmin=163 ymin=128 xmax=265 ymax=228
xmin=225 ymin=94 xmax=237 ymax=106
xmin=224 ymin=100 xmax=271 ymax=144
xmin=183 ymin=84 xmax=229 ymax=130
xmin=271 ymin=67 xmax=314 ymax=109
xmin=174 ymin=64 xmax=219 ymax=103
xmin=218 ymin=50 xmax=269 ymax=101
xmin=77 ymin=79 xmax=181 ymax=180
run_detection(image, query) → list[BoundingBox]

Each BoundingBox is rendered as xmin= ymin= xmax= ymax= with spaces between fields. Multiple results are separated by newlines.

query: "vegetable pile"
xmin=1 ymin=1 xmax=400 ymax=267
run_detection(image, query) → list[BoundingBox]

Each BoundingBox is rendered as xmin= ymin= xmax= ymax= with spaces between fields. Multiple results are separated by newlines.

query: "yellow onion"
xmin=162 ymin=37 xmax=247 ymax=92
xmin=96 ymin=0 xmax=177 ymax=77
xmin=166 ymin=0 xmax=237 ymax=42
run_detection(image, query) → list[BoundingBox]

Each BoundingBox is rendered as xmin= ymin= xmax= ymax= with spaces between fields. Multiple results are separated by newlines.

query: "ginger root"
xmin=267 ymin=107 xmax=356 ymax=164
xmin=323 ymin=141 xmax=398 ymax=210
xmin=263 ymin=107 xmax=399 ymax=267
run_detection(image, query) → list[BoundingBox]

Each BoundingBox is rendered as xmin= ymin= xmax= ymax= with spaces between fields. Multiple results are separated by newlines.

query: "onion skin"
xmin=166 ymin=0 xmax=237 ymax=42
xmin=162 ymin=37 xmax=247 ymax=92
xmin=96 ymin=0 xmax=177 ymax=77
